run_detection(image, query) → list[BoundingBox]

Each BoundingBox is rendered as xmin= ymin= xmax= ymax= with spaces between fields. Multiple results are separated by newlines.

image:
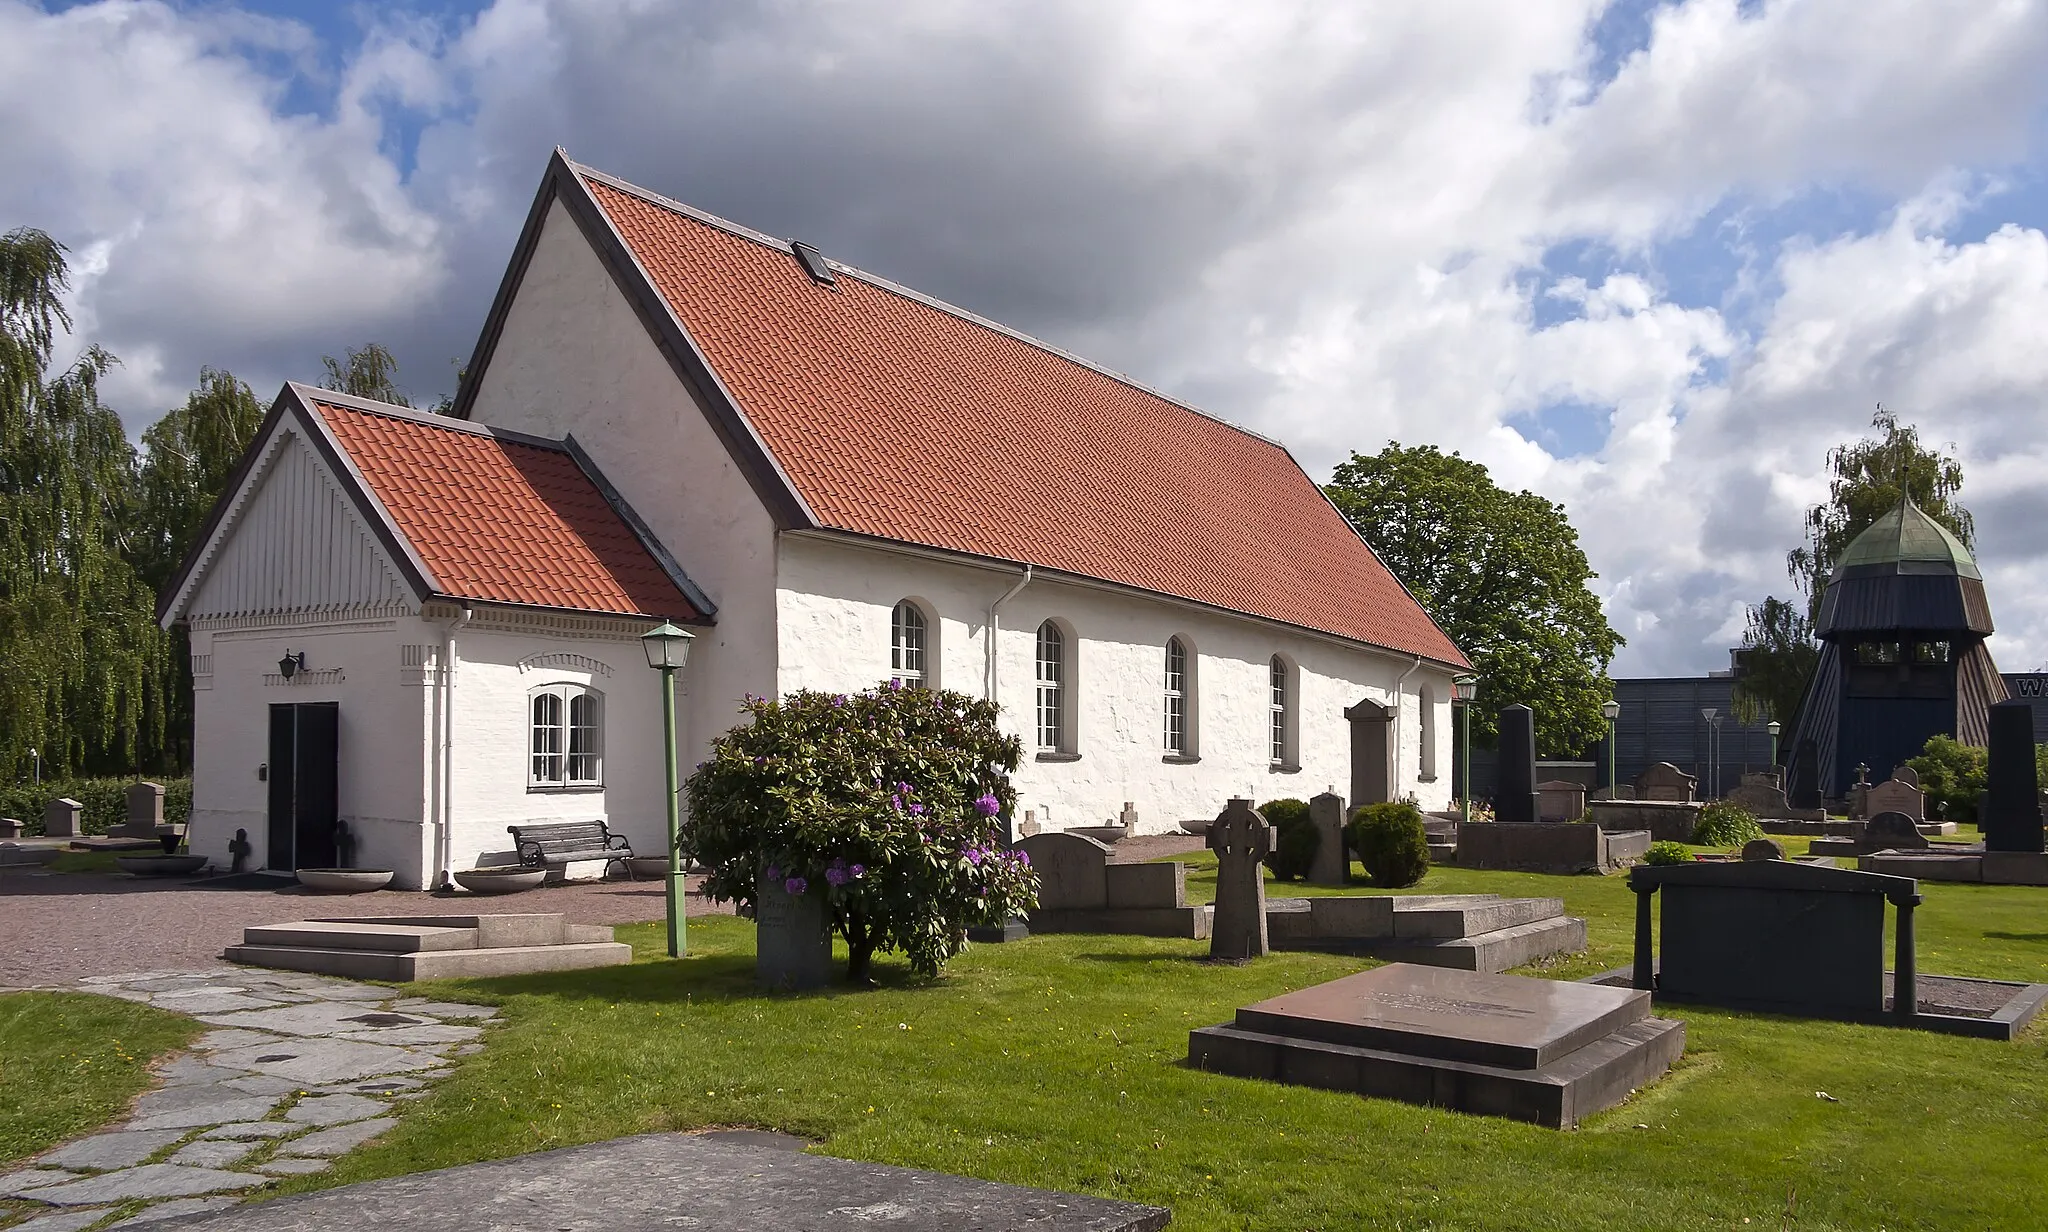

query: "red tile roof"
xmin=309 ymin=394 xmax=703 ymax=621
xmin=580 ymin=169 xmax=1464 ymax=667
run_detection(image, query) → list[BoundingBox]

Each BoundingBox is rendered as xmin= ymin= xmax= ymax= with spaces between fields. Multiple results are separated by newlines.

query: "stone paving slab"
xmin=15 ymin=1163 xmax=267 ymax=1206
xmin=277 ymin=1118 xmax=397 ymax=1158
xmin=37 ymin=1129 xmax=185 ymax=1171
xmin=152 ymin=1134 xmax=1172 ymax=1232
xmin=10 ymin=964 xmax=499 ymax=1228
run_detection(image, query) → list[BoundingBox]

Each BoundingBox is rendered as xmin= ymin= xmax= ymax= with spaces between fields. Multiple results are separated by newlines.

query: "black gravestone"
xmin=1983 ymin=699 xmax=2045 ymax=854
xmin=1629 ymin=859 xmax=1921 ymax=1023
xmin=1495 ymin=705 xmax=1541 ymax=824
xmin=1788 ymin=739 xmax=1821 ymax=809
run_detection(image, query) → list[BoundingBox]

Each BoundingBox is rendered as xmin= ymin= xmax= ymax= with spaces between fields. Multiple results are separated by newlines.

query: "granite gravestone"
xmin=1495 ymin=706 xmax=1540 ymax=824
xmin=45 ymin=797 xmax=83 ymax=839
xmin=1630 ymin=858 xmax=1922 ymax=1022
xmin=1188 ymin=964 xmax=1684 ymax=1129
xmin=1208 ymin=799 xmax=1272 ymax=961
xmin=1307 ymin=791 xmax=1348 ymax=886
xmin=1864 ymin=811 xmax=1928 ymax=851
xmin=1015 ymin=832 xmax=1111 ymax=910
xmin=1983 ymin=699 xmax=2046 ymax=854
xmin=755 ymin=873 xmax=832 ymax=991
xmin=1891 ymin=765 xmax=1921 ymax=789
xmin=1727 ymin=772 xmax=1791 ymax=818
xmin=1741 ymin=838 xmax=1786 ymax=862
xmin=1536 ymin=780 xmax=1587 ymax=822
xmin=1789 ymin=740 xmax=1822 ymax=809
xmin=228 ymin=828 xmax=253 ymax=874
xmin=0 ymin=818 xmax=20 ymax=840
xmin=1635 ymin=763 xmax=1696 ymax=803
xmin=1864 ymin=779 xmax=1924 ymax=824
xmin=116 ymin=782 xmax=165 ymax=839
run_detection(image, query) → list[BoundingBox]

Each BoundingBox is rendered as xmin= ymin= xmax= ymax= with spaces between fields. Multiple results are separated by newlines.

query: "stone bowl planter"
xmin=627 ymin=856 xmax=674 ymax=879
xmin=1072 ymin=825 xmax=1128 ymax=845
xmin=454 ymin=866 xmax=546 ymax=895
xmin=296 ymin=868 xmax=395 ymax=893
xmin=115 ymin=853 xmax=209 ymax=877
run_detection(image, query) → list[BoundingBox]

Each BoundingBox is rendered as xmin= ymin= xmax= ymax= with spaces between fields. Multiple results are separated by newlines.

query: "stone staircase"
xmin=1422 ymin=814 xmax=1460 ymax=864
xmin=224 ymin=914 xmax=631 ymax=981
xmin=1265 ymin=893 xmax=1586 ymax=973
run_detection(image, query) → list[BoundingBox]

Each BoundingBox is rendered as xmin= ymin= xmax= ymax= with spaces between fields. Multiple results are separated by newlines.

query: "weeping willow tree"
xmin=0 ymin=228 xmax=171 ymax=779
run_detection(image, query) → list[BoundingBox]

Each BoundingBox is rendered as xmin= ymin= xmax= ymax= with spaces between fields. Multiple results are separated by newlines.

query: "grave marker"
xmin=1307 ymin=791 xmax=1348 ymax=886
xmin=1014 ymin=832 xmax=1110 ymax=910
xmin=1207 ymin=799 xmax=1271 ymax=961
xmin=755 ymin=873 xmax=832 ymax=991
xmin=1984 ymin=699 xmax=2045 ymax=854
xmin=1864 ymin=779 xmax=1924 ymax=824
xmin=45 ymin=797 xmax=83 ymax=839
xmin=116 ymin=782 xmax=165 ymax=839
xmin=1864 ymin=811 xmax=1928 ymax=851
xmin=1635 ymin=763 xmax=1696 ymax=803
xmin=1496 ymin=705 xmax=1540 ymax=824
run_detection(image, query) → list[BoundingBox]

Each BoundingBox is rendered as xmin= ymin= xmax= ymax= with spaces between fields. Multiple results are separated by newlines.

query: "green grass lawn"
xmin=0 ymin=992 xmax=198 ymax=1166
xmin=246 ymin=856 xmax=2048 ymax=1232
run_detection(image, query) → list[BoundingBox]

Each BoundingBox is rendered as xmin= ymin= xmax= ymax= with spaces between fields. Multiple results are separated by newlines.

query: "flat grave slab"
xmin=1190 ymin=963 xmax=1683 ymax=1129
xmin=157 ymin=1132 xmax=1170 ymax=1231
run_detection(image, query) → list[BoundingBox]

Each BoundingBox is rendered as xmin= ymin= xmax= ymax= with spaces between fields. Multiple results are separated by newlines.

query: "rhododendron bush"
xmin=682 ymin=683 xmax=1037 ymax=981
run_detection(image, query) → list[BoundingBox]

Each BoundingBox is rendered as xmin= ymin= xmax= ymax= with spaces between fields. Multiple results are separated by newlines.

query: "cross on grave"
xmin=1207 ymin=799 xmax=1272 ymax=961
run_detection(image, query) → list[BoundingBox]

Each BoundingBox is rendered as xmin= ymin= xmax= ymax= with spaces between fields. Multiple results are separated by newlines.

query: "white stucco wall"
xmin=462 ymin=196 xmax=779 ymax=772
xmin=185 ymin=619 xmax=434 ymax=887
xmin=775 ymin=533 xmax=1458 ymax=831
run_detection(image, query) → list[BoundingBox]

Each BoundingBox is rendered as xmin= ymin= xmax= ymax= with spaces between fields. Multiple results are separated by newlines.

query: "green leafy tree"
xmin=0 ymin=228 xmax=170 ymax=779
xmin=1731 ymin=596 xmax=1818 ymax=728
xmin=683 ymin=682 xmax=1037 ymax=982
xmin=1787 ymin=407 xmax=1972 ymax=619
xmin=1325 ymin=443 xmax=1622 ymax=755
xmin=320 ymin=342 xmax=410 ymax=407
xmin=133 ymin=368 xmax=265 ymax=591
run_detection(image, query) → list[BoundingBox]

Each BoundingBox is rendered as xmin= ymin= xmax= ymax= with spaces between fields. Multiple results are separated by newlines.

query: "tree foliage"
xmin=320 ymin=343 xmax=410 ymax=407
xmin=1787 ymin=407 xmax=1972 ymax=618
xmin=133 ymin=368 xmax=265 ymax=592
xmin=1731 ymin=596 xmax=1818 ymax=728
xmin=683 ymin=683 xmax=1038 ymax=981
xmin=1326 ymin=443 xmax=1622 ymax=755
xmin=0 ymin=228 xmax=170 ymax=780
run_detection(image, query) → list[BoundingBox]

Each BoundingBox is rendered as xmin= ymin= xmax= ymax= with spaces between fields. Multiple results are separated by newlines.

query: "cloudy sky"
xmin=7 ymin=0 xmax=2048 ymax=676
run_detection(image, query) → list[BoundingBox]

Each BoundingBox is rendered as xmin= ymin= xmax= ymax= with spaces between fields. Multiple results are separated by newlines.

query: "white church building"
xmin=160 ymin=151 xmax=1470 ymax=890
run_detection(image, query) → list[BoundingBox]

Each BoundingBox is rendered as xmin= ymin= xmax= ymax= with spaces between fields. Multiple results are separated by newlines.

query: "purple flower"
xmin=785 ymin=876 xmax=808 ymax=895
xmin=825 ymin=866 xmax=849 ymax=886
xmin=909 ymin=803 xmax=925 ymax=816
xmin=974 ymin=793 xmax=1001 ymax=817
xmin=765 ymin=865 xmax=781 ymax=882
xmin=964 ymin=846 xmax=984 ymax=866
xmin=1014 ymin=851 xmax=1030 ymax=867
xmin=832 ymin=694 xmax=847 ymax=707
xmin=887 ymin=678 xmax=904 ymax=691
xmin=754 ymin=756 xmax=766 ymax=765
xmin=895 ymin=782 xmax=911 ymax=795
xmin=850 ymin=864 xmax=866 ymax=878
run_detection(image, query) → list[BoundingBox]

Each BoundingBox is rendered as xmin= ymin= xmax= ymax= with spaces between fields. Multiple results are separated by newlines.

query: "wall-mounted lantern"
xmin=278 ymin=650 xmax=306 ymax=680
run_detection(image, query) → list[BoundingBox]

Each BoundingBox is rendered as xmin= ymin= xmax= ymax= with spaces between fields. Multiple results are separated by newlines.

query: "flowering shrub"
xmin=1691 ymin=800 xmax=1763 ymax=848
xmin=682 ymin=682 xmax=1037 ymax=981
xmin=1643 ymin=840 xmax=1692 ymax=866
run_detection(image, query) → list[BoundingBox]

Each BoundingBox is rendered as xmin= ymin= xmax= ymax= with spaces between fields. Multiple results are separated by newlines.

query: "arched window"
xmin=531 ymin=684 xmax=603 ymax=788
xmin=1163 ymin=636 xmax=1190 ymax=756
xmin=1036 ymin=621 xmax=1067 ymax=752
xmin=891 ymin=601 xmax=930 ymax=689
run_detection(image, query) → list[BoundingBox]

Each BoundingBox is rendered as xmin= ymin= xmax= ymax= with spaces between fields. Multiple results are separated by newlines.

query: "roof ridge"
xmin=293 ymin=383 xmax=569 ymax=452
xmin=567 ymin=162 xmax=1288 ymax=453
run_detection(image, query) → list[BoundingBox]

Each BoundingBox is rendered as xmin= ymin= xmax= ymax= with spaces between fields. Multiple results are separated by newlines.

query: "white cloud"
xmin=5 ymin=0 xmax=2048 ymax=675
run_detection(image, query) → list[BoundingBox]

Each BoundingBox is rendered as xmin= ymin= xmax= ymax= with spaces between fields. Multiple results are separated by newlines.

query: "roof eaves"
xmin=552 ymin=157 xmax=818 ymax=533
xmin=563 ymin=433 xmax=718 ymax=623
xmin=285 ymin=383 xmax=443 ymax=599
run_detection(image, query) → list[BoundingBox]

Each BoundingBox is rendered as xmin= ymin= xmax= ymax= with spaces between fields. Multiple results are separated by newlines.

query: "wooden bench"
xmin=506 ymin=820 xmax=637 ymax=879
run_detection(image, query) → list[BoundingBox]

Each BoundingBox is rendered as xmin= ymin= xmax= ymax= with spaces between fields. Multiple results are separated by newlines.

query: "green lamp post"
xmin=1601 ymin=699 xmax=1621 ymax=797
xmin=1768 ymin=719 xmax=1783 ymax=767
xmin=1453 ymin=675 xmax=1479 ymax=823
xmin=641 ymin=621 xmax=695 ymax=959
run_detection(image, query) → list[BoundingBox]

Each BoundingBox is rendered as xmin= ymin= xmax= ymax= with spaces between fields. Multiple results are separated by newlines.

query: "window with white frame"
xmin=1163 ymin=636 xmax=1190 ymax=755
xmin=530 ymin=683 xmax=603 ymax=789
xmin=1269 ymin=655 xmax=1297 ymax=768
xmin=1036 ymin=620 xmax=1067 ymax=752
xmin=891 ymin=601 xmax=930 ymax=688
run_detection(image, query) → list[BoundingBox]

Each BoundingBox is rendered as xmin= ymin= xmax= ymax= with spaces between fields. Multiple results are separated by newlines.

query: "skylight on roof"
xmin=790 ymin=241 xmax=836 ymax=286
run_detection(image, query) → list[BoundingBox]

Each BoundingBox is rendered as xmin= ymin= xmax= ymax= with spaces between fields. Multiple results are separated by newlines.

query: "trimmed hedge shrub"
xmin=1644 ymin=840 xmax=1692 ymax=866
xmin=1347 ymin=801 xmax=1429 ymax=888
xmin=1259 ymin=798 xmax=1317 ymax=881
xmin=1 ymin=779 xmax=191 ymax=837
xmin=1691 ymin=800 xmax=1763 ymax=848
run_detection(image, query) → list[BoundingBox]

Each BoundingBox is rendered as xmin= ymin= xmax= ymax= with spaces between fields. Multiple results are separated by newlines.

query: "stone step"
xmin=317 ymin=914 xmax=573 ymax=949
xmin=1427 ymin=842 xmax=1458 ymax=863
xmin=1392 ymin=896 xmax=1565 ymax=940
xmin=223 ymin=941 xmax=632 ymax=981
xmin=244 ymin=922 xmax=480 ymax=954
xmin=1370 ymin=915 xmax=1588 ymax=974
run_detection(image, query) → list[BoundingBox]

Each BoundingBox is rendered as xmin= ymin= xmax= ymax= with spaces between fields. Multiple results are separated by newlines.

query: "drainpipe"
xmin=986 ymin=564 xmax=1032 ymax=704
xmin=435 ymin=604 xmax=472 ymax=890
xmin=1392 ymin=655 xmax=1422 ymax=800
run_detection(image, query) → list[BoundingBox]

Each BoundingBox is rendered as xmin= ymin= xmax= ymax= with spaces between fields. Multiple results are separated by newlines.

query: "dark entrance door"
xmin=267 ymin=702 xmax=339 ymax=871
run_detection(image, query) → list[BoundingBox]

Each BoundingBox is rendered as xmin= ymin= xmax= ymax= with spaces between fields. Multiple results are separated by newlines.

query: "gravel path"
xmin=0 ymin=870 xmax=723 ymax=989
